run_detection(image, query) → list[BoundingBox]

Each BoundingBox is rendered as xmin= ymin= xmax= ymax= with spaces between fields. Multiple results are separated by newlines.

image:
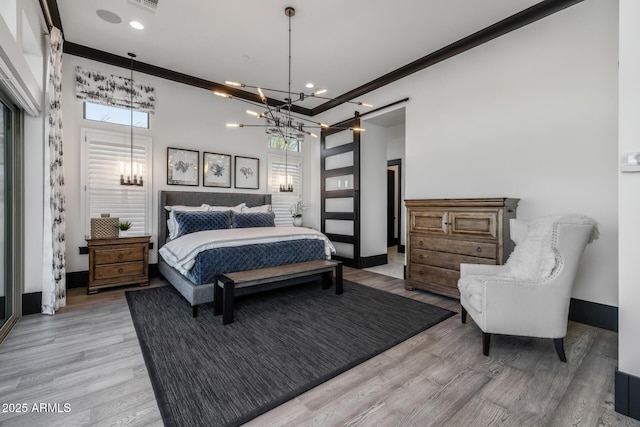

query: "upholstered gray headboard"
xmin=158 ymin=191 xmax=272 ymax=247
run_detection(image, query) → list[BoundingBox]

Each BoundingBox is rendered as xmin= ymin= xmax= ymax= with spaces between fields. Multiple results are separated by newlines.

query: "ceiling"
xmin=55 ymin=0 xmax=544 ymax=111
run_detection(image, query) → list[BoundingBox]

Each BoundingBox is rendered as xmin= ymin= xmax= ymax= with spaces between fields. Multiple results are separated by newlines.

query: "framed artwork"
xmin=235 ymin=156 xmax=259 ymax=189
xmin=203 ymin=152 xmax=232 ymax=188
xmin=167 ymin=147 xmax=199 ymax=186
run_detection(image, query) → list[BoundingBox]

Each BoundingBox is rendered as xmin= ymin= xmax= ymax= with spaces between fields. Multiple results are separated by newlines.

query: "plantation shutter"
xmin=268 ymin=154 xmax=303 ymax=226
xmin=81 ymin=129 xmax=153 ymax=236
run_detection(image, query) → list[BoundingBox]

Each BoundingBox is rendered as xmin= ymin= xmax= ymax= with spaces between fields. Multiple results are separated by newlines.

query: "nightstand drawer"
xmin=94 ymin=247 xmax=145 ymax=265
xmin=94 ymin=261 xmax=144 ymax=280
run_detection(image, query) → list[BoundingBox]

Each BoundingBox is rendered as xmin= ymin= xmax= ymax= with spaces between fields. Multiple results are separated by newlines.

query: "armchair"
xmin=457 ymin=216 xmax=597 ymax=362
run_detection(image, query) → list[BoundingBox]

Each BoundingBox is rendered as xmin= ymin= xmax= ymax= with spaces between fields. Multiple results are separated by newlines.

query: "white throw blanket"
xmin=159 ymin=226 xmax=336 ymax=275
xmin=500 ymin=214 xmax=599 ymax=280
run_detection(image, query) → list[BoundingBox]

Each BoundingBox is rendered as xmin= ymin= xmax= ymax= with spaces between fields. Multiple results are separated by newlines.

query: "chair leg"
xmin=461 ymin=305 xmax=467 ymax=324
xmin=554 ymin=338 xmax=567 ymax=363
xmin=483 ymin=333 xmax=491 ymax=356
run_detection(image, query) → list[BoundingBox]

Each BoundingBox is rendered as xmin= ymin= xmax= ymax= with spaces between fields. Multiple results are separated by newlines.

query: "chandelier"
xmin=218 ymin=7 xmax=372 ymax=188
xmin=120 ymin=52 xmax=143 ymax=186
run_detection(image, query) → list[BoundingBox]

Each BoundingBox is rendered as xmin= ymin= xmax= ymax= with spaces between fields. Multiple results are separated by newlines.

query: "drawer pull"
xmin=419 ymin=240 xmax=424 ymax=246
xmin=118 ymin=268 xmax=124 ymax=273
xmin=419 ymin=254 xmax=424 ymax=259
xmin=118 ymin=253 xmax=123 ymax=259
xmin=418 ymin=270 xmax=424 ymax=276
xmin=476 ymin=247 xmax=483 ymax=253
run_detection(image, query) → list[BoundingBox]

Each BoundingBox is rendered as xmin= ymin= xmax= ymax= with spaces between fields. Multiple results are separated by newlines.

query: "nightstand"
xmin=86 ymin=235 xmax=150 ymax=294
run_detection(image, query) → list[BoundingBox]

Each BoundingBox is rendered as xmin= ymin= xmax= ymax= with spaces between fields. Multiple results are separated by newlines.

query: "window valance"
xmin=75 ymin=66 xmax=155 ymax=113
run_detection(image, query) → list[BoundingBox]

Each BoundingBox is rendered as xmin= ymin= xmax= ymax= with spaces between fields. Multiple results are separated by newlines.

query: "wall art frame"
xmin=234 ymin=156 xmax=259 ymax=189
xmin=167 ymin=147 xmax=199 ymax=186
xmin=203 ymin=152 xmax=232 ymax=188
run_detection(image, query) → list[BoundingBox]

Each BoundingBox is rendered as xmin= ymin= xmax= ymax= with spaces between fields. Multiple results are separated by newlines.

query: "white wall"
xmin=360 ymin=121 xmax=387 ymax=257
xmin=315 ymin=0 xmax=618 ymax=307
xmin=618 ymin=0 xmax=640 ymax=379
xmin=62 ymin=54 xmax=316 ymax=273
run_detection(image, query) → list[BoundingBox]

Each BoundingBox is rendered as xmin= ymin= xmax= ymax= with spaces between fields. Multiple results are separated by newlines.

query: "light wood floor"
xmin=0 ymin=269 xmax=638 ymax=427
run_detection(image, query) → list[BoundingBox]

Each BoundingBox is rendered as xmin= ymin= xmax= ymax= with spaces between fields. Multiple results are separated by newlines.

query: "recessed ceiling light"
xmin=305 ymin=83 xmax=314 ymax=88
xmin=96 ymin=9 xmax=122 ymax=24
xmin=129 ymin=21 xmax=144 ymax=30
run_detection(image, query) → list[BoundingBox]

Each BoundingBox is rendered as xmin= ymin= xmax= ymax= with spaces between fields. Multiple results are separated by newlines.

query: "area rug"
xmin=126 ymin=280 xmax=455 ymax=427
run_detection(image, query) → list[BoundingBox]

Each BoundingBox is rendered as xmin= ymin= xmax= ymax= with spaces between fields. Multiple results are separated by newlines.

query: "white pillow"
xmin=165 ymin=205 xmax=210 ymax=240
xmin=164 ymin=204 xmax=211 ymax=212
xmin=209 ymin=203 xmax=245 ymax=213
xmin=242 ymin=204 xmax=272 ymax=213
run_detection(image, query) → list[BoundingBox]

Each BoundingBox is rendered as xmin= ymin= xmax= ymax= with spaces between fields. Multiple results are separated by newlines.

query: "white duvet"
xmin=159 ymin=226 xmax=336 ymax=275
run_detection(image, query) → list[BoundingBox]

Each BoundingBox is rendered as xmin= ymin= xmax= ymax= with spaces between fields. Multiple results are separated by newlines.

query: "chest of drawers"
xmin=86 ymin=235 xmax=150 ymax=294
xmin=405 ymin=198 xmax=518 ymax=298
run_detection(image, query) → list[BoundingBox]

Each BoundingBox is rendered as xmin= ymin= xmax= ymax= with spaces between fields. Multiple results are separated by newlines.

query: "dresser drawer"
xmin=410 ymin=236 xmax=497 ymax=259
xmin=411 ymin=248 xmax=497 ymax=271
xmin=449 ymin=211 xmax=498 ymax=239
xmin=94 ymin=247 xmax=145 ymax=265
xmin=94 ymin=262 xmax=145 ymax=280
xmin=409 ymin=264 xmax=459 ymax=289
xmin=410 ymin=210 xmax=447 ymax=234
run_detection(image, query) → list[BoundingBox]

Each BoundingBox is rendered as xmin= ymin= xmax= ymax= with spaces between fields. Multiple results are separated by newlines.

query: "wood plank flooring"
xmin=0 ymin=268 xmax=637 ymax=426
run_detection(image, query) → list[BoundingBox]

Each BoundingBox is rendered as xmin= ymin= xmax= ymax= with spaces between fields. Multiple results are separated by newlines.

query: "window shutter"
xmin=81 ymin=129 xmax=152 ymax=236
xmin=268 ymin=154 xmax=303 ymax=226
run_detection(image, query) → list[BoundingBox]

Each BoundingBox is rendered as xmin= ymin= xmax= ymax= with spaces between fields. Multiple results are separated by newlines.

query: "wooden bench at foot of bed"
xmin=214 ymin=259 xmax=343 ymax=325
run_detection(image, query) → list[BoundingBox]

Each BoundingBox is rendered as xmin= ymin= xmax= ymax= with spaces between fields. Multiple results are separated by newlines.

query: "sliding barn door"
xmin=321 ymin=117 xmax=361 ymax=268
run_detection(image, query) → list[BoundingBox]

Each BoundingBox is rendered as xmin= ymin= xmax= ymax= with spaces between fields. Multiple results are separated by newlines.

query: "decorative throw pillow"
xmin=173 ymin=210 xmax=231 ymax=238
xmin=231 ymin=212 xmax=276 ymax=228
xmin=165 ymin=205 xmax=210 ymax=240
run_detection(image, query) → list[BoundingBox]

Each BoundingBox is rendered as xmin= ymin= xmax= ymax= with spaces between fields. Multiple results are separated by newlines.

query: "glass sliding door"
xmin=0 ymin=92 xmax=19 ymax=343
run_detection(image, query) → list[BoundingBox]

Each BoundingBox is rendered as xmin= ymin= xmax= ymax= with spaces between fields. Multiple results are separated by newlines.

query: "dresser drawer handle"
xmin=118 ymin=253 xmax=123 ymax=259
xmin=419 ymin=254 xmax=424 ymax=259
xmin=418 ymin=240 xmax=424 ymax=246
xmin=118 ymin=267 xmax=124 ymax=273
xmin=418 ymin=270 xmax=424 ymax=276
xmin=476 ymin=247 xmax=483 ymax=253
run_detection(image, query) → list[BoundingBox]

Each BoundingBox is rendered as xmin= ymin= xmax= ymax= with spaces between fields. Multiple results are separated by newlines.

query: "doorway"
xmin=387 ymin=159 xmax=402 ymax=249
xmin=362 ymin=107 xmax=406 ymax=279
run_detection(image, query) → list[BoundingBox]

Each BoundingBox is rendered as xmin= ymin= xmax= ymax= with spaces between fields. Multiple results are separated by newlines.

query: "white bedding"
xmin=159 ymin=226 xmax=336 ymax=275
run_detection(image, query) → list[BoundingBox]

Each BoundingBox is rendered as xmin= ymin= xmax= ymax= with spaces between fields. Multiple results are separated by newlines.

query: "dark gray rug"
xmin=126 ymin=280 xmax=454 ymax=427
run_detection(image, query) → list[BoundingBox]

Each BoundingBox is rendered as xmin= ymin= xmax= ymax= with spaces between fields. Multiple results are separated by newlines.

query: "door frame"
xmin=387 ymin=158 xmax=403 ymax=253
xmin=0 ymin=90 xmax=24 ymax=344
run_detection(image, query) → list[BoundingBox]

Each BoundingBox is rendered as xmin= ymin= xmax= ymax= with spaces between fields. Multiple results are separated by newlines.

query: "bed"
xmin=157 ymin=191 xmax=335 ymax=316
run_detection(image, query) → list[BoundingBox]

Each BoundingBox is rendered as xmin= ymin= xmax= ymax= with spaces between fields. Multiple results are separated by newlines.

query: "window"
xmin=84 ymin=102 xmax=149 ymax=128
xmin=268 ymin=136 xmax=301 ymax=152
xmin=81 ymin=128 xmax=152 ymax=236
xmin=268 ymin=154 xmax=303 ymax=226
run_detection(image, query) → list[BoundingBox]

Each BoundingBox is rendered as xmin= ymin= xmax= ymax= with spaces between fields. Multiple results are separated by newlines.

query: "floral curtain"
xmin=42 ymin=27 xmax=66 ymax=315
xmin=75 ymin=66 xmax=155 ymax=113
